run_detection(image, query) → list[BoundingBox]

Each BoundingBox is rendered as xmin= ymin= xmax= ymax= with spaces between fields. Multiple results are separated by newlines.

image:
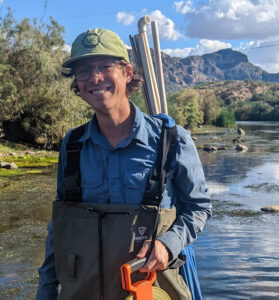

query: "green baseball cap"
xmin=62 ymin=28 xmax=130 ymax=68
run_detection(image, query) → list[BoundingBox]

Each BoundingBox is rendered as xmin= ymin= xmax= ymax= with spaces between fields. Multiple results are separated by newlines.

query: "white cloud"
xmin=116 ymin=12 xmax=135 ymax=26
xmin=149 ymin=10 xmax=182 ymax=41
xmin=176 ymin=0 xmax=279 ymax=40
xmin=173 ymin=0 xmax=195 ymax=14
xmin=163 ymin=47 xmax=192 ymax=58
xmin=192 ymin=39 xmax=232 ymax=55
xmin=163 ymin=39 xmax=231 ymax=57
xmin=62 ymin=44 xmax=71 ymax=53
xmin=239 ymin=38 xmax=279 ymax=73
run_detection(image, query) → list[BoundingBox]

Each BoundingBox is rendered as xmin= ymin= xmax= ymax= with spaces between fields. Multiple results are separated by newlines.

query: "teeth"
xmin=92 ymin=89 xmax=105 ymax=95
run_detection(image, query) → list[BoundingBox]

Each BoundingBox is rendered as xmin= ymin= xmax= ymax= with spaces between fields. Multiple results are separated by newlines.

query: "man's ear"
xmin=125 ymin=64 xmax=133 ymax=83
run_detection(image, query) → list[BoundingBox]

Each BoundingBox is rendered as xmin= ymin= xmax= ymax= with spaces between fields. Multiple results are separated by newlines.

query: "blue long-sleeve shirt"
xmin=37 ymin=102 xmax=211 ymax=299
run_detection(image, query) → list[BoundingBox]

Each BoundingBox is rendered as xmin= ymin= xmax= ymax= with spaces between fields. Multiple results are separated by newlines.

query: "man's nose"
xmin=88 ymin=69 xmax=104 ymax=83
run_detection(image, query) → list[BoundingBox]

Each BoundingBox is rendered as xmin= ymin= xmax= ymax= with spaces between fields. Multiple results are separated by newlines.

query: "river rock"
xmin=232 ymin=136 xmax=246 ymax=143
xmin=204 ymin=146 xmax=218 ymax=152
xmin=0 ymin=161 xmax=18 ymax=169
xmin=261 ymin=206 xmax=279 ymax=213
xmin=235 ymin=144 xmax=248 ymax=152
xmin=218 ymin=146 xmax=229 ymax=150
xmin=25 ymin=151 xmax=34 ymax=156
xmin=8 ymin=152 xmax=17 ymax=157
xmin=237 ymin=128 xmax=245 ymax=136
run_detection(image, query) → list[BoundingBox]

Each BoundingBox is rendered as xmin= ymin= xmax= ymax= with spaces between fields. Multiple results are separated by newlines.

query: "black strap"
xmin=142 ymin=123 xmax=177 ymax=258
xmin=64 ymin=124 xmax=87 ymax=202
xmin=142 ymin=123 xmax=177 ymax=207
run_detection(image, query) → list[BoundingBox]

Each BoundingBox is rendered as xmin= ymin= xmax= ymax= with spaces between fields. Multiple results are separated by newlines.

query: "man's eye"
xmin=99 ymin=64 xmax=113 ymax=70
xmin=76 ymin=69 xmax=89 ymax=75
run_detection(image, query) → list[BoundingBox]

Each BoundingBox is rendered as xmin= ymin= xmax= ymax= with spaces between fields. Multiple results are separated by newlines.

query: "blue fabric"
xmin=180 ymin=245 xmax=203 ymax=300
xmin=36 ymin=102 xmax=211 ymax=299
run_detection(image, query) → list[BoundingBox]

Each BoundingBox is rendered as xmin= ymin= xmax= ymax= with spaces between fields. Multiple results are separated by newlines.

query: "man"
xmin=37 ymin=28 xmax=211 ymax=300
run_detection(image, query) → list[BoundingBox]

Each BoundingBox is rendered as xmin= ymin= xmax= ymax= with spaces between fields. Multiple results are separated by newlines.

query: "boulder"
xmin=261 ymin=206 xmax=279 ymax=213
xmin=203 ymin=146 xmax=218 ymax=152
xmin=236 ymin=144 xmax=248 ymax=152
xmin=237 ymin=128 xmax=245 ymax=136
xmin=0 ymin=161 xmax=18 ymax=169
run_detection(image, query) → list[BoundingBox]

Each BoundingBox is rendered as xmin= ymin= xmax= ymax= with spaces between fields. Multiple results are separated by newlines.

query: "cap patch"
xmin=82 ymin=32 xmax=101 ymax=49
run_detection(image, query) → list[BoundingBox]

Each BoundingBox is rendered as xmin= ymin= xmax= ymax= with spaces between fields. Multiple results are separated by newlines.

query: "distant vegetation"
xmin=195 ymin=80 xmax=279 ymax=122
xmin=0 ymin=11 xmax=278 ymax=148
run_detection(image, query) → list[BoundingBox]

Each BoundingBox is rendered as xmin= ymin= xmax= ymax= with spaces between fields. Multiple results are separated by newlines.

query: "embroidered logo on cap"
xmin=82 ymin=32 xmax=101 ymax=49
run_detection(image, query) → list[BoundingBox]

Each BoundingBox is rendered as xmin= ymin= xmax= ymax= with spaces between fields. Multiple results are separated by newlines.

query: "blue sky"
xmin=2 ymin=0 xmax=279 ymax=73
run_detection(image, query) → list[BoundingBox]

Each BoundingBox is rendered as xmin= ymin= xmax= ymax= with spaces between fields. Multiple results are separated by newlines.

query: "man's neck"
xmin=95 ymin=104 xmax=135 ymax=147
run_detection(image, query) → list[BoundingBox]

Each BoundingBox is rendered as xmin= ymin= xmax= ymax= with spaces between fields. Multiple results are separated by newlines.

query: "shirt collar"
xmin=78 ymin=101 xmax=149 ymax=148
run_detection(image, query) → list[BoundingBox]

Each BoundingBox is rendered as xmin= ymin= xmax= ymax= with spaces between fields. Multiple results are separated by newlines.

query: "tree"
xmin=0 ymin=11 xmax=92 ymax=148
xmin=198 ymin=89 xmax=221 ymax=124
xmin=168 ymin=89 xmax=203 ymax=128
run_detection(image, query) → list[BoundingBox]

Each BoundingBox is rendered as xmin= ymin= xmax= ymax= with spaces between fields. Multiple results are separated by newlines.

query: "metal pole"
xmin=151 ymin=21 xmax=168 ymax=114
xmin=138 ymin=16 xmax=161 ymax=114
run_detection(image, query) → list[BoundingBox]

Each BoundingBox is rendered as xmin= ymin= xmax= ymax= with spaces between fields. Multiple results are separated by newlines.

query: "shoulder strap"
xmin=64 ymin=124 xmax=87 ymax=202
xmin=142 ymin=123 xmax=177 ymax=207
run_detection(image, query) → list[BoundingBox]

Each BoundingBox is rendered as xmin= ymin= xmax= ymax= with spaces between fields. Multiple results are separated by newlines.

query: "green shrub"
xmin=214 ymin=109 xmax=236 ymax=127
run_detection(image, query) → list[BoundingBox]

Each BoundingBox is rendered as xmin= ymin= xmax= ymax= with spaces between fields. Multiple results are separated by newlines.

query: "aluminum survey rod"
xmin=151 ymin=21 xmax=168 ymax=115
xmin=135 ymin=34 xmax=159 ymax=115
xmin=129 ymin=35 xmax=152 ymax=114
xmin=138 ymin=16 xmax=161 ymax=114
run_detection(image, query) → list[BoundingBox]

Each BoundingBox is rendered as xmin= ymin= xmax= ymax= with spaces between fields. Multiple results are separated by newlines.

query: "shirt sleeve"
xmin=36 ymin=135 xmax=68 ymax=298
xmin=157 ymin=125 xmax=212 ymax=260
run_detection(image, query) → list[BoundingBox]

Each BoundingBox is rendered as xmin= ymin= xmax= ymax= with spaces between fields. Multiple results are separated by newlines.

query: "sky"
xmin=2 ymin=0 xmax=279 ymax=73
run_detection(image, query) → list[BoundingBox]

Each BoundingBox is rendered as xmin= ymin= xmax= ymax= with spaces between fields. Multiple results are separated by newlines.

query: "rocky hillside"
xmin=129 ymin=48 xmax=279 ymax=93
xmin=195 ymin=80 xmax=279 ymax=103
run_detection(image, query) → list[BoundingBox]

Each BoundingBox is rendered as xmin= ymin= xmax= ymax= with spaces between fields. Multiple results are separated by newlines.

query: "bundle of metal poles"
xmin=129 ymin=16 xmax=168 ymax=116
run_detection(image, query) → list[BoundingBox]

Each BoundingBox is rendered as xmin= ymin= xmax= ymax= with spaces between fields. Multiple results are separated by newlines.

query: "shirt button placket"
xmin=108 ymin=151 xmax=120 ymax=203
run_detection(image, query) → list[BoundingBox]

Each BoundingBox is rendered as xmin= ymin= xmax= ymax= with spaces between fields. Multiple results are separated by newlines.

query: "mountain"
xmin=128 ymin=48 xmax=279 ymax=93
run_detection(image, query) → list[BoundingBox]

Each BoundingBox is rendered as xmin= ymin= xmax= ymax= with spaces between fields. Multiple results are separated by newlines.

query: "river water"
xmin=0 ymin=122 xmax=278 ymax=299
xmin=196 ymin=121 xmax=279 ymax=299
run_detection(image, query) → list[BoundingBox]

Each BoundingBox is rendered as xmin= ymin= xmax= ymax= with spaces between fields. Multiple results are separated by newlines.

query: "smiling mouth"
xmin=88 ymin=86 xmax=111 ymax=95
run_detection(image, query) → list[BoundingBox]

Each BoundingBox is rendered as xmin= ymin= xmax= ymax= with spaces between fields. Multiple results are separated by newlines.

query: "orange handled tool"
xmin=120 ymin=258 xmax=156 ymax=300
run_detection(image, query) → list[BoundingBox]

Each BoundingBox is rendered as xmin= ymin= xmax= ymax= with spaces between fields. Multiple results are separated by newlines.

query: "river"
xmin=196 ymin=121 xmax=279 ymax=299
xmin=0 ymin=121 xmax=278 ymax=299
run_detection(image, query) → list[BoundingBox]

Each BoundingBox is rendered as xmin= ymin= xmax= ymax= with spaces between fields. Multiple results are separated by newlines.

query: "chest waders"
xmin=52 ymin=123 xmax=192 ymax=300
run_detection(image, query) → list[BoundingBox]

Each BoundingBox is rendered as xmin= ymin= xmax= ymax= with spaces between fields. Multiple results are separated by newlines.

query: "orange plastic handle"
xmin=120 ymin=258 xmax=156 ymax=300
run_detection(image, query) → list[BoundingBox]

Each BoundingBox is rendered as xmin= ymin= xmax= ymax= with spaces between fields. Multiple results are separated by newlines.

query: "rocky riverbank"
xmin=0 ymin=139 xmax=58 ymax=177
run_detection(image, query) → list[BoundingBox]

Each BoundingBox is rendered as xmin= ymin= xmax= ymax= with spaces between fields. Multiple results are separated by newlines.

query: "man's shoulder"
xmin=62 ymin=120 xmax=91 ymax=145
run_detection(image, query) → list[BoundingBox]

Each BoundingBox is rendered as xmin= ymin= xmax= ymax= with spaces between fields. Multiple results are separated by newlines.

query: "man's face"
xmin=74 ymin=56 xmax=133 ymax=114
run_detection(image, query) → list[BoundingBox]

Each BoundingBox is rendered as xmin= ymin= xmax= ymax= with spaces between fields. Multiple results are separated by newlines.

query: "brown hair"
xmin=62 ymin=59 xmax=143 ymax=98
